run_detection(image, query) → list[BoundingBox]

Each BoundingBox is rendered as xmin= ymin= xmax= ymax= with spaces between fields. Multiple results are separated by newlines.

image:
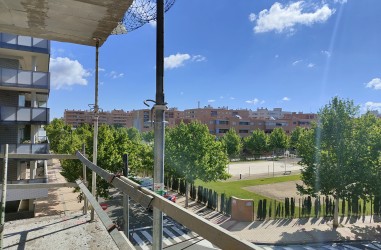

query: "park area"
xmin=186 ymin=159 xmax=380 ymax=221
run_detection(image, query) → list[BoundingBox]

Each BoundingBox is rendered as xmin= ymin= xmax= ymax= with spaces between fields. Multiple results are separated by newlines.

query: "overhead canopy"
xmin=0 ymin=0 xmax=133 ymax=47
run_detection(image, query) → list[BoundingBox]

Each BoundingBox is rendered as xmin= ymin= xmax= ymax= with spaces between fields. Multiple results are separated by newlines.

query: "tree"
xmin=268 ymin=127 xmax=289 ymax=155
xmin=221 ymin=128 xmax=242 ymax=160
xmin=165 ymin=121 xmax=230 ymax=207
xmin=290 ymin=126 xmax=305 ymax=153
xmin=47 ymin=122 xmax=153 ymax=198
xmin=297 ymin=97 xmax=359 ymax=227
xmin=244 ymin=129 xmax=268 ymax=159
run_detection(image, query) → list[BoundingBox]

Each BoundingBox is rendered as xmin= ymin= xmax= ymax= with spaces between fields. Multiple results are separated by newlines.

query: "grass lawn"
xmin=195 ymin=175 xmax=301 ymax=205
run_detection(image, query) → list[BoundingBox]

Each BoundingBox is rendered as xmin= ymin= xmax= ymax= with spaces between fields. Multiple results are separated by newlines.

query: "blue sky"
xmin=49 ymin=0 xmax=381 ymax=119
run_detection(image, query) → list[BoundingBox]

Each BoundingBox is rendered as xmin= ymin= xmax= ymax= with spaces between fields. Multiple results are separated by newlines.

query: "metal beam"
xmin=76 ymin=151 xmax=258 ymax=249
xmin=76 ymin=180 xmax=135 ymax=250
xmin=76 ymin=152 xmax=153 ymax=208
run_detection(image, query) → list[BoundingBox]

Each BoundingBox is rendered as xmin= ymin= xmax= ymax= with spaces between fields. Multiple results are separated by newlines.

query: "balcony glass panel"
xmin=18 ymin=36 xmax=32 ymax=46
xmin=0 ymin=143 xmax=49 ymax=154
xmin=18 ymin=71 xmax=32 ymax=85
xmin=2 ymin=33 xmax=16 ymax=44
xmin=0 ymin=106 xmax=16 ymax=121
xmin=33 ymin=38 xmax=48 ymax=49
xmin=17 ymin=108 xmax=31 ymax=121
xmin=0 ymin=67 xmax=49 ymax=89
xmin=2 ymin=68 xmax=17 ymax=84
xmin=33 ymin=72 xmax=48 ymax=86
xmin=32 ymin=108 xmax=47 ymax=122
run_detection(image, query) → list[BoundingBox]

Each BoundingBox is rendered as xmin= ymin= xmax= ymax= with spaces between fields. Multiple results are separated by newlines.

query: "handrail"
xmin=76 ymin=151 xmax=259 ymax=250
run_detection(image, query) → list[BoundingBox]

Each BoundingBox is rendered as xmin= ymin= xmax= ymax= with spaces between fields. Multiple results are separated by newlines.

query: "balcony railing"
xmin=0 ymin=33 xmax=50 ymax=53
xmin=0 ymin=106 xmax=49 ymax=124
xmin=0 ymin=143 xmax=49 ymax=154
xmin=0 ymin=67 xmax=49 ymax=90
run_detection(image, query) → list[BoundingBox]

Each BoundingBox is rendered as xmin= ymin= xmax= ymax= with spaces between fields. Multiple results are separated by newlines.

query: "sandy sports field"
xmin=243 ymin=180 xmax=304 ymax=201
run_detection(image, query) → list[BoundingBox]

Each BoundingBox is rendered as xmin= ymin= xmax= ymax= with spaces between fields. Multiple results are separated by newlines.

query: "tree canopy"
xmin=220 ymin=128 xmax=242 ymax=160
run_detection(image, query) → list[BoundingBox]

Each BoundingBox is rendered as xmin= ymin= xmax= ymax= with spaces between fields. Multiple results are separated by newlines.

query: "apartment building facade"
xmin=65 ymin=106 xmax=318 ymax=137
xmin=0 ymin=32 xmax=50 ymax=219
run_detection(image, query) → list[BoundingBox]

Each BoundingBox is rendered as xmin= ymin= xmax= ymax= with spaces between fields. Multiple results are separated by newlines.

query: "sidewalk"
xmin=176 ymin=196 xmax=381 ymax=245
xmin=35 ymin=159 xmax=83 ymax=217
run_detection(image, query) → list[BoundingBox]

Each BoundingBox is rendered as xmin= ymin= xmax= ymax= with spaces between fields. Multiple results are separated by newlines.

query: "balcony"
xmin=0 ymin=67 xmax=49 ymax=91
xmin=0 ymin=143 xmax=49 ymax=155
xmin=0 ymin=106 xmax=49 ymax=124
xmin=0 ymin=33 xmax=50 ymax=54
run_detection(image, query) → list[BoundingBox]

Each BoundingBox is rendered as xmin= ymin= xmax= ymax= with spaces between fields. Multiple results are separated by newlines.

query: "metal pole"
xmin=82 ymin=144 xmax=88 ymax=215
xmin=91 ymin=38 xmax=100 ymax=221
xmin=153 ymin=0 xmax=165 ymax=249
xmin=0 ymin=144 xmax=9 ymax=248
xmin=122 ymin=154 xmax=129 ymax=238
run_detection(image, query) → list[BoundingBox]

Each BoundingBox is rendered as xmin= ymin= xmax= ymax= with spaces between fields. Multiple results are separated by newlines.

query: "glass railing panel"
xmin=1 ymin=68 xmax=17 ymax=84
xmin=16 ymin=108 xmax=31 ymax=122
xmin=32 ymin=71 xmax=48 ymax=86
xmin=33 ymin=38 xmax=48 ymax=49
xmin=0 ymin=106 xmax=16 ymax=121
xmin=32 ymin=108 xmax=48 ymax=122
xmin=17 ymin=144 xmax=31 ymax=154
xmin=17 ymin=71 xmax=32 ymax=85
xmin=18 ymin=36 xmax=32 ymax=47
xmin=1 ymin=33 xmax=17 ymax=44
xmin=31 ymin=143 xmax=49 ymax=154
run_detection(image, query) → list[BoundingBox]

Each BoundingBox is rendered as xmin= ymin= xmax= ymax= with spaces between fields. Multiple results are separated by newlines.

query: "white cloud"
xmin=364 ymin=102 xmax=381 ymax=112
xmin=208 ymin=99 xmax=216 ymax=103
xmin=50 ymin=57 xmax=90 ymax=90
xmin=292 ymin=60 xmax=303 ymax=66
xmin=321 ymin=50 xmax=331 ymax=57
xmin=108 ymin=71 xmax=124 ymax=79
xmin=252 ymin=1 xmax=335 ymax=34
xmin=249 ymin=13 xmax=257 ymax=22
xmin=164 ymin=53 xmax=206 ymax=70
xmin=230 ymin=97 xmax=235 ymax=100
xmin=192 ymin=55 xmax=206 ymax=62
xmin=164 ymin=53 xmax=191 ymax=69
xmin=307 ymin=63 xmax=315 ymax=68
xmin=98 ymin=67 xmax=106 ymax=72
xmin=275 ymin=54 xmax=279 ymax=58
xmin=365 ymin=78 xmax=381 ymax=90
xmin=333 ymin=0 xmax=347 ymax=4
xmin=246 ymin=98 xmax=261 ymax=104
xmin=282 ymin=97 xmax=291 ymax=101
xmin=220 ymin=96 xmax=224 ymax=99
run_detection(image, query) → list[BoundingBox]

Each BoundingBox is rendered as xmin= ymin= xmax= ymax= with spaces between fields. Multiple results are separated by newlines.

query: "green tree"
xmin=165 ymin=121 xmax=230 ymax=207
xmin=221 ymin=128 xmax=242 ymax=160
xmin=45 ymin=118 xmax=68 ymax=153
xmin=268 ymin=127 xmax=289 ymax=155
xmin=47 ymin=123 xmax=153 ymax=198
xmin=142 ymin=130 xmax=154 ymax=144
xmin=297 ymin=97 xmax=359 ymax=227
xmin=290 ymin=126 xmax=305 ymax=153
xmin=244 ymin=129 xmax=268 ymax=159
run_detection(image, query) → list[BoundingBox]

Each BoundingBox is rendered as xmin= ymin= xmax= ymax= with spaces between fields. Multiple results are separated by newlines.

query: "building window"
xmin=239 ymin=121 xmax=250 ymax=126
xmin=218 ymin=129 xmax=229 ymax=133
xmin=211 ymin=111 xmax=217 ymax=117
xmin=239 ymin=130 xmax=249 ymax=133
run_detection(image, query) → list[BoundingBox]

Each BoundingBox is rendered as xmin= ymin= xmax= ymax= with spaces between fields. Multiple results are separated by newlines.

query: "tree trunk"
xmin=333 ymin=196 xmax=339 ymax=228
xmin=185 ymin=181 xmax=189 ymax=208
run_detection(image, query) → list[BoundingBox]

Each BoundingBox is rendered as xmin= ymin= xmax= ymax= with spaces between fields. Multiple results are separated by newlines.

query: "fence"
xmin=167 ymin=176 xmax=381 ymax=221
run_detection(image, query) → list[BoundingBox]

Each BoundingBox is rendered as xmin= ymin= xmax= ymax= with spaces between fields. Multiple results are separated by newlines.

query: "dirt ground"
xmin=243 ymin=180 xmax=304 ymax=201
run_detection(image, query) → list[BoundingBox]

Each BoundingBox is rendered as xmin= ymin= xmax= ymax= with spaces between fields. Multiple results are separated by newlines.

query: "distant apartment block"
xmin=64 ymin=105 xmax=317 ymax=137
xmin=0 ymin=32 xmax=51 ymax=220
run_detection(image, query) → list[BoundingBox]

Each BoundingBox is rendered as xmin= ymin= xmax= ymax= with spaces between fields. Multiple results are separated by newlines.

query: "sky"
xmin=48 ymin=0 xmax=381 ymax=119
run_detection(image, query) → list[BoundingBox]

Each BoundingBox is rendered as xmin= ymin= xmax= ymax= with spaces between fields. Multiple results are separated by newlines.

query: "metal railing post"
xmin=0 ymin=144 xmax=9 ymax=249
xmin=82 ymin=144 xmax=88 ymax=215
xmin=123 ymin=154 xmax=129 ymax=238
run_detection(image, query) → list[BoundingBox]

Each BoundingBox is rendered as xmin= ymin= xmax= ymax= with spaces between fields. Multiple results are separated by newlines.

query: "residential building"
xmin=64 ymin=106 xmax=317 ymax=137
xmin=0 ymin=32 xmax=51 ymax=220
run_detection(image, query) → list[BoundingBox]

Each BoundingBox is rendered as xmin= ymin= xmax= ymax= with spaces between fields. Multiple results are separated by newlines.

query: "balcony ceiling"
xmin=0 ymin=0 xmax=133 ymax=47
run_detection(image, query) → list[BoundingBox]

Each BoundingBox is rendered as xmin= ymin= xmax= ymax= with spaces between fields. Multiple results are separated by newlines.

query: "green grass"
xmin=195 ymin=175 xmax=301 ymax=205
